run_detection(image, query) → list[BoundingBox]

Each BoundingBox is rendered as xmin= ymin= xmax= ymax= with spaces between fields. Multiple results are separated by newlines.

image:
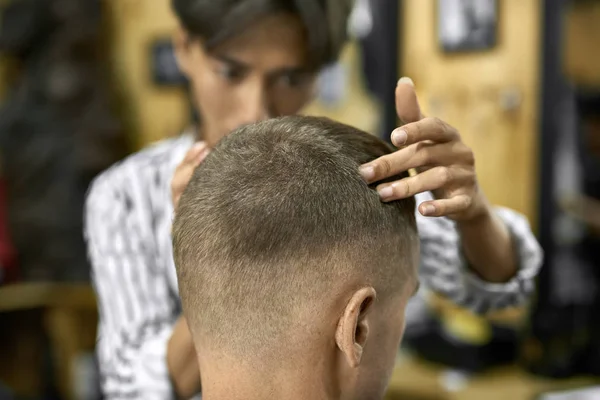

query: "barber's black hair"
xmin=171 ymin=0 xmax=353 ymax=69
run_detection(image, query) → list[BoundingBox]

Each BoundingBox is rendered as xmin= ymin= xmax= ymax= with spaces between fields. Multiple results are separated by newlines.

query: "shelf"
xmin=0 ymin=283 xmax=96 ymax=313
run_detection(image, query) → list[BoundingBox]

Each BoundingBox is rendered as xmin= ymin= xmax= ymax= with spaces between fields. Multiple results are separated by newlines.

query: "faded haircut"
xmin=171 ymin=0 xmax=354 ymax=69
xmin=172 ymin=116 xmax=418 ymax=357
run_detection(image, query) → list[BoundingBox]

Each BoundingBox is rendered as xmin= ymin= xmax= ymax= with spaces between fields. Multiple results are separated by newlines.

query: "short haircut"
xmin=171 ymin=0 xmax=353 ymax=69
xmin=173 ymin=116 xmax=418 ymax=357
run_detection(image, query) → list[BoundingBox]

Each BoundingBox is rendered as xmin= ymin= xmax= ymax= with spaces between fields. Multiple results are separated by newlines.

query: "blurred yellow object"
xmin=426 ymin=291 xmax=527 ymax=345
xmin=428 ymin=293 xmax=527 ymax=328
xmin=440 ymin=308 xmax=493 ymax=346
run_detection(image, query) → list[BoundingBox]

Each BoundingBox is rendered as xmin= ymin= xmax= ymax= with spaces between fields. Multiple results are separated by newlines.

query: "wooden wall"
xmin=104 ymin=0 xmax=189 ymax=149
xmin=564 ymin=1 xmax=600 ymax=89
xmin=400 ymin=0 xmax=542 ymax=225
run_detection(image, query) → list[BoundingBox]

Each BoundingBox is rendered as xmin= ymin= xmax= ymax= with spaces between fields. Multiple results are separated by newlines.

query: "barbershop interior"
xmin=0 ymin=0 xmax=600 ymax=399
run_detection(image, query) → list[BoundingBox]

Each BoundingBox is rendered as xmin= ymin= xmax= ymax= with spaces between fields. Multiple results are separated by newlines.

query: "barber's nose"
xmin=238 ymin=81 xmax=270 ymax=124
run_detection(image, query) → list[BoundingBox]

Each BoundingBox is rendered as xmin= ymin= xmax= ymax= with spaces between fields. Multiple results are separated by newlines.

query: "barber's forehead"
xmin=212 ymin=14 xmax=309 ymax=65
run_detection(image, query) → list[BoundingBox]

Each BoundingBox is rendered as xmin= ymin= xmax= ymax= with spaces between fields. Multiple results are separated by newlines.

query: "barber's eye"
xmin=277 ymin=73 xmax=307 ymax=88
xmin=217 ymin=64 xmax=246 ymax=82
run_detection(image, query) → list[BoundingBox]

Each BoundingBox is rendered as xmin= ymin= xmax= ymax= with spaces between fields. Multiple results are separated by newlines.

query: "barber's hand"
xmin=168 ymin=316 xmax=202 ymax=397
xmin=359 ymin=77 xmax=488 ymax=222
xmin=171 ymin=142 xmax=210 ymax=210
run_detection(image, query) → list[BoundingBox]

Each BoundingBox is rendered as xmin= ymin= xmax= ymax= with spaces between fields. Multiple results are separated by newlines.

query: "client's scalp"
xmin=172 ymin=116 xmax=417 ymax=357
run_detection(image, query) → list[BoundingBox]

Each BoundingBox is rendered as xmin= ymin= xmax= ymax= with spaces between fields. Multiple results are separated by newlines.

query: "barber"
xmin=85 ymin=1 xmax=542 ymax=398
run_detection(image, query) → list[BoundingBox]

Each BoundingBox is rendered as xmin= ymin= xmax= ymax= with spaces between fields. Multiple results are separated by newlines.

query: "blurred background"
xmin=0 ymin=0 xmax=599 ymax=399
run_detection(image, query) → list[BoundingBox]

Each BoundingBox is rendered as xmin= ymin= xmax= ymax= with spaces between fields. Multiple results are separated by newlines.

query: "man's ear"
xmin=173 ymin=26 xmax=193 ymax=76
xmin=335 ymin=287 xmax=376 ymax=368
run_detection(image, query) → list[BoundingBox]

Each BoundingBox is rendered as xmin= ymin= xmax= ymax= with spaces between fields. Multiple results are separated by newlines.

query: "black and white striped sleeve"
xmin=416 ymin=193 xmax=543 ymax=314
xmin=85 ymin=167 xmax=176 ymax=400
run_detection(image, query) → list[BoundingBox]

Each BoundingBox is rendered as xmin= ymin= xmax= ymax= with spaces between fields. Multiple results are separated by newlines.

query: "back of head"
xmin=172 ymin=116 xmax=418 ymax=360
xmin=171 ymin=0 xmax=353 ymax=69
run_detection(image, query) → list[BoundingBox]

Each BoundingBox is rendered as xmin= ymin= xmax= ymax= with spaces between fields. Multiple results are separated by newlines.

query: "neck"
xmin=199 ymin=350 xmax=342 ymax=400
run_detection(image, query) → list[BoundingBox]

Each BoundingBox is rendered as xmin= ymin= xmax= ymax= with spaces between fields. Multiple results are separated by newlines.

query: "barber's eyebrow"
xmin=215 ymin=54 xmax=309 ymax=76
xmin=214 ymin=55 xmax=250 ymax=70
xmin=412 ymin=280 xmax=421 ymax=297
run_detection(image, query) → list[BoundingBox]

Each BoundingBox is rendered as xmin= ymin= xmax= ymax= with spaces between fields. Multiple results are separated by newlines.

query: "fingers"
xmin=360 ymin=141 xmax=471 ymax=184
xmin=196 ymin=146 xmax=210 ymax=165
xmin=360 ymin=142 xmax=433 ymax=183
xmin=184 ymin=142 xmax=209 ymax=166
xmin=376 ymin=166 xmax=466 ymax=202
xmin=417 ymin=195 xmax=473 ymax=217
xmin=174 ymin=145 xmax=210 ymax=190
xmin=172 ymin=142 xmax=210 ymax=208
xmin=391 ymin=117 xmax=459 ymax=147
xmin=396 ymin=77 xmax=423 ymax=124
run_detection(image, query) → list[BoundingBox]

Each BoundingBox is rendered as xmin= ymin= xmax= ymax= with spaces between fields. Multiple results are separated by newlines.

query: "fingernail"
xmin=422 ymin=204 xmax=436 ymax=216
xmin=359 ymin=165 xmax=376 ymax=181
xmin=378 ymin=185 xmax=394 ymax=200
xmin=398 ymin=77 xmax=414 ymax=87
xmin=195 ymin=149 xmax=210 ymax=165
xmin=392 ymin=129 xmax=407 ymax=145
xmin=192 ymin=142 xmax=206 ymax=151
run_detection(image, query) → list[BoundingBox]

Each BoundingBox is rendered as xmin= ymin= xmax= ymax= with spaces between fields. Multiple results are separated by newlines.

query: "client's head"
xmin=172 ymin=116 xmax=419 ymax=400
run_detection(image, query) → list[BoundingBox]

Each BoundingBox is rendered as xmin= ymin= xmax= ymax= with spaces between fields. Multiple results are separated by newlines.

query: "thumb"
xmin=396 ymin=77 xmax=424 ymax=125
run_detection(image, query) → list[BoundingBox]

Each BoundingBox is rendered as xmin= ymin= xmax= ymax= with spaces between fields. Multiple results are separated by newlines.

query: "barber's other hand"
xmin=168 ymin=316 xmax=202 ymax=398
xmin=359 ymin=77 xmax=488 ymax=222
xmin=171 ymin=142 xmax=210 ymax=210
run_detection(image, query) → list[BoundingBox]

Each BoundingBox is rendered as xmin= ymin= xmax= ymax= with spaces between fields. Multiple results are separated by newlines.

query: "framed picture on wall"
xmin=437 ymin=0 xmax=498 ymax=52
xmin=150 ymin=38 xmax=187 ymax=86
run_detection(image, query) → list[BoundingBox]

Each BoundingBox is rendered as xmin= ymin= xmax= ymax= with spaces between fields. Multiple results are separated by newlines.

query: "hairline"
xmin=173 ymin=2 xmax=344 ymax=70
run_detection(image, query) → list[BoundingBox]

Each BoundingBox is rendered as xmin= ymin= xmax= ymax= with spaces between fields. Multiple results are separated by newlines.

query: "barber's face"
xmin=175 ymin=13 xmax=317 ymax=147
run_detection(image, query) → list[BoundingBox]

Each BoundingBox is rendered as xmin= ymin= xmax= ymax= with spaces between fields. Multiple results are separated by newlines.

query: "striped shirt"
xmin=84 ymin=132 xmax=543 ymax=399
